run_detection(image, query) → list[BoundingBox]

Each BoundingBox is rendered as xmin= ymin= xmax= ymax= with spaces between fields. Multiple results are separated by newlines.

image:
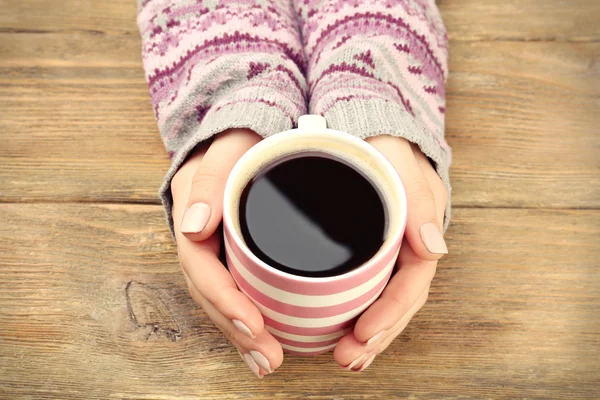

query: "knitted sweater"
xmin=137 ymin=0 xmax=451 ymax=232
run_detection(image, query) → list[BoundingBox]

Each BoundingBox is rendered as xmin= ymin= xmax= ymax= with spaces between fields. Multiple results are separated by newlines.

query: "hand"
xmin=333 ymin=135 xmax=448 ymax=371
xmin=171 ymin=129 xmax=283 ymax=379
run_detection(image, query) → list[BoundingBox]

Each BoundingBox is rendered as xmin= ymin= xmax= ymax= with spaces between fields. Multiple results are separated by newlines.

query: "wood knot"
xmin=125 ymin=281 xmax=182 ymax=342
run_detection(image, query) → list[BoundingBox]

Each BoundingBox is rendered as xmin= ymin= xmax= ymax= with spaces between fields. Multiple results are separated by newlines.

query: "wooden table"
xmin=1 ymin=1 xmax=599 ymax=398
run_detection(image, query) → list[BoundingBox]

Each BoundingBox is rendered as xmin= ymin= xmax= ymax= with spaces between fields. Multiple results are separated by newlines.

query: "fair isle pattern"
xmin=224 ymin=227 xmax=400 ymax=354
xmin=294 ymin=0 xmax=452 ymax=228
xmin=137 ymin=0 xmax=308 ymax=227
xmin=138 ymin=0 xmax=451 ymax=234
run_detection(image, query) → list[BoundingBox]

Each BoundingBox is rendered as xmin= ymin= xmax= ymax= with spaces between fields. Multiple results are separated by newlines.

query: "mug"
xmin=223 ymin=115 xmax=407 ymax=355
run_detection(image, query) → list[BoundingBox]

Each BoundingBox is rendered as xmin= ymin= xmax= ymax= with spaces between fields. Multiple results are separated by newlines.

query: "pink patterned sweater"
xmin=137 ymin=0 xmax=451 ymax=231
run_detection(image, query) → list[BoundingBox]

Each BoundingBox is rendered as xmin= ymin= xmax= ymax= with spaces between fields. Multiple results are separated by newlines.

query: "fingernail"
xmin=420 ymin=222 xmax=448 ymax=254
xmin=250 ymin=350 xmax=273 ymax=373
xmin=180 ymin=202 xmax=210 ymax=234
xmin=366 ymin=331 xmax=384 ymax=345
xmin=344 ymin=353 xmax=367 ymax=370
xmin=243 ymin=353 xmax=263 ymax=379
xmin=355 ymin=354 xmax=376 ymax=372
xmin=232 ymin=319 xmax=255 ymax=339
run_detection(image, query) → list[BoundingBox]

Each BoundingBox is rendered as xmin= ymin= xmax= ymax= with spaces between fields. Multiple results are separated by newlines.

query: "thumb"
xmin=180 ymin=128 xmax=261 ymax=241
xmin=367 ymin=136 xmax=447 ymax=261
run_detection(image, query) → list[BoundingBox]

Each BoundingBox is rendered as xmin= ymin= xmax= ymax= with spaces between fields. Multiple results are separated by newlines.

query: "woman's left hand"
xmin=333 ymin=135 xmax=449 ymax=371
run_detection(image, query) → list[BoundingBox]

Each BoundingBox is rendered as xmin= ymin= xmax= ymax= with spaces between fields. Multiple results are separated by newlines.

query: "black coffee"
xmin=239 ymin=155 xmax=385 ymax=278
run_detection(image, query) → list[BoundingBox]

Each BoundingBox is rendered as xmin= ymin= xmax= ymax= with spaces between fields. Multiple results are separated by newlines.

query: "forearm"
xmin=294 ymin=0 xmax=451 ymax=227
xmin=137 ymin=0 xmax=307 ymax=233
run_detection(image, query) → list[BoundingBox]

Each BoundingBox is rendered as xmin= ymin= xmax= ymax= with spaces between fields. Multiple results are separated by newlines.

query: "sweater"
xmin=137 ymin=0 xmax=451 ymax=233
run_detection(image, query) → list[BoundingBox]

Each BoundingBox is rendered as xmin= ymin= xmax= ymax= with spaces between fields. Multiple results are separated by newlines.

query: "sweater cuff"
xmin=321 ymin=98 xmax=452 ymax=232
xmin=160 ymin=102 xmax=296 ymax=239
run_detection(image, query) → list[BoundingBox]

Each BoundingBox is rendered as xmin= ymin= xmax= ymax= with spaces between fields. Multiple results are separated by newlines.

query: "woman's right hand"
xmin=171 ymin=128 xmax=283 ymax=379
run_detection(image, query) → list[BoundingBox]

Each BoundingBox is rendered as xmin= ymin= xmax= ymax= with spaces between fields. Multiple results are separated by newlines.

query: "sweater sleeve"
xmin=137 ymin=0 xmax=307 ymax=232
xmin=293 ymin=0 xmax=452 ymax=229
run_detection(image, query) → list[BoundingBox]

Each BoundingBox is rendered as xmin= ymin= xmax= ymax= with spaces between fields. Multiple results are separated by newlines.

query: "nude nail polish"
xmin=250 ymin=350 xmax=273 ymax=373
xmin=344 ymin=353 xmax=367 ymax=370
xmin=180 ymin=202 xmax=210 ymax=234
xmin=232 ymin=319 xmax=255 ymax=339
xmin=243 ymin=353 xmax=262 ymax=379
xmin=366 ymin=331 xmax=384 ymax=345
xmin=420 ymin=222 xmax=448 ymax=254
xmin=355 ymin=354 xmax=376 ymax=372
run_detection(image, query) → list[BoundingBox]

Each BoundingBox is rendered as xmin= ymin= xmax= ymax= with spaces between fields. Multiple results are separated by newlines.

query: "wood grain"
xmin=0 ymin=31 xmax=141 ymax=68
xmin=447 ymin=41 xmax=600 ymax=208
xmin=1 ymin=36 xmax=598 ymax=207
xmin=0 ymin=204 xmax=598 ymax=399
xmin=1 ymin=0 xmax=600 ymax=398
xmin=0 ymin=0 xmax=138 ymax=34
xmin=0 ymin=64 xmax=168 ymax=203
xmin=438 ymin=0 xmax=600 ymax=42
xmin=2 ymin=0 xmax=599 ymax=41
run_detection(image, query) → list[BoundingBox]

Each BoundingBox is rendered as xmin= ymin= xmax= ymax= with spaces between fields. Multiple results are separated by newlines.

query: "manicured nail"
xmin=355 ymin=354 xmax=376 ymax=372
xmin=250 ymin=350 xmax=273 ymax=373
xmin=180 ymin=202 xmax=210 ymax=234
xmin=366 ymin=331 xmax=384 ymax=345
xmin=243 ymin=353 xmax=263 ymax=379
xmin=344 ymin=353 xmax=367 ymax=370
xmin=420 ymin=222 xmax=448 ymax=254
xmin=232 ymin=319 xmax=255 ymax=339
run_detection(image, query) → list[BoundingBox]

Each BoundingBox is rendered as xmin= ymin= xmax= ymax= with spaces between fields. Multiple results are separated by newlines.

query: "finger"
xmin=178 ymin=235 xmax=265 ymax=340
xmin=182 ymin=270 xmax=248 ymax=365
xmin=372 ymin=285 xmax=429 ymax=354
xmin=412 ymin=144 xmax=448 ymax=231
xmin=333 ymin=284 xmax=430 ymax=370
xmin=333 ymin=331 xmax=369 ymax=370
xmin=351 ymin=238 xmax=437 ymax=343
xmin=179 ymin=128 xmax=261 ymax=241
xmin=183 ymin=269 xmax=283 ymax=378
xmin=183 ymin=271 xmax=280 ymax=378
xmin=367 ymin=136 xmax=447 ymax=260
xmin=170 ymin=141 xmax=210 ymax=199
xmin=183 ymin=272 xmax=261 ymax=376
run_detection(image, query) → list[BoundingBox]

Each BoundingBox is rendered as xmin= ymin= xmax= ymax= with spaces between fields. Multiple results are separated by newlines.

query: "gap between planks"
xmin=1 ymin=200 xmax=599 ymax=211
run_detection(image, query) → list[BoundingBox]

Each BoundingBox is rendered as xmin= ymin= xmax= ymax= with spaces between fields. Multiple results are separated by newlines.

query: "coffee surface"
xmin=239 ymin=155 xmax=385 ymax=277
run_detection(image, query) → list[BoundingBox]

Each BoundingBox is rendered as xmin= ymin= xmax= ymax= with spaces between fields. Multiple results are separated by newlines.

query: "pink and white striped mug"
xmin=223 ymin=115 xmax=407 ymax=355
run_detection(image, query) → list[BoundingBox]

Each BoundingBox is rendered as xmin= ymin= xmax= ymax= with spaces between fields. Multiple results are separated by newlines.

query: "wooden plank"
xmin=1 ymin=0 xmax=599 ymax=41
xmin=0 ymin=0 xmax=138 ymax=34
xmin=0 ymin=204 xmax=598 ymax=399
xmin=447 ymin=41 xmax=600 ymax=208
xmin=0 ymin=32 xmax=141 ymax=68
xmin=1 ymin=36 xmax=599 ymax=207
xmin=438 ymin=0 xmax=600 ymax=42
xmin=0 ymin=66 xmax=168 ymax=203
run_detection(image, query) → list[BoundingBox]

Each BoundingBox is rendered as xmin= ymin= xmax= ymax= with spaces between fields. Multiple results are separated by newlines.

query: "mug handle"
xmin=298 ymin=114 xmax=328 ymax=131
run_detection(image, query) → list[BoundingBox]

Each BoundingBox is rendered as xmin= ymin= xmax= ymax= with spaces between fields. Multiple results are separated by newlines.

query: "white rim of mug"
xmin=223 ymin=127 xmax=407 ymax=284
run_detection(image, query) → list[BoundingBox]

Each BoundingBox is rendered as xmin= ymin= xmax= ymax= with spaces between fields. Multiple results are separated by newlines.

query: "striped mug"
xmin=223 ymin=115 xmax=407 ymax=355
